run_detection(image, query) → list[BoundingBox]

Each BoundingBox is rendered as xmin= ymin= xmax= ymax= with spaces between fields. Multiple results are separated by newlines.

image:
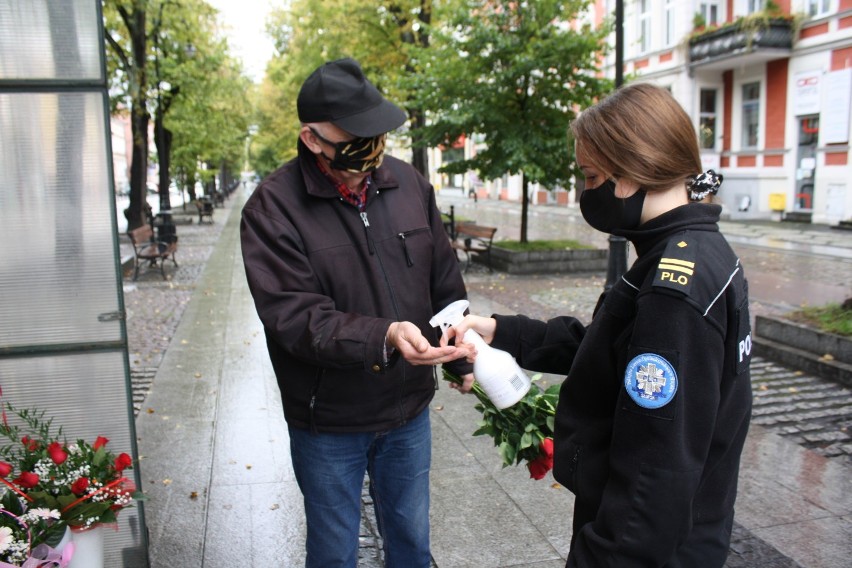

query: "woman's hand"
xmin=439 ymin=314 xmax=497 ymax=348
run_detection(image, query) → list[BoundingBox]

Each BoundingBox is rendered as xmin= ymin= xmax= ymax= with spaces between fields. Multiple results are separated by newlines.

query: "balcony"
xmin=689 ymin=17 xmax=795 ymax=71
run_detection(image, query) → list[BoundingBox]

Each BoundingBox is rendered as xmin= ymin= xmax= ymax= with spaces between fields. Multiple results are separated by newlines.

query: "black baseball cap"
xmin=297 ymin=58 xmax=407 ymax=138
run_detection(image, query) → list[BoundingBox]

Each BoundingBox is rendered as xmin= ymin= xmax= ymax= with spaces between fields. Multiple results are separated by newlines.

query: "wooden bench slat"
xmin=451 ymin=223 xmax=496 ymax=273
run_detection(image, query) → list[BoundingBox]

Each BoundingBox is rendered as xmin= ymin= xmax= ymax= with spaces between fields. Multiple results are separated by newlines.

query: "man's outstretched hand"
xmin=387 ymin=321 xmax=472 ymax=367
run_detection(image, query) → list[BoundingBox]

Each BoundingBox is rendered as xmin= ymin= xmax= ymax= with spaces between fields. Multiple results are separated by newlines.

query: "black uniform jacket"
xmin=240 ymin=142 xmax=470 ymax=433
xmin=491 ymin=204 xmax=753 ymax=567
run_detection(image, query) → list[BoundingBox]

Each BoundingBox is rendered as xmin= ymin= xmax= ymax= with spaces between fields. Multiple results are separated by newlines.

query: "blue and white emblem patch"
xmin=624 ymin=353 xmax=678 ymax=409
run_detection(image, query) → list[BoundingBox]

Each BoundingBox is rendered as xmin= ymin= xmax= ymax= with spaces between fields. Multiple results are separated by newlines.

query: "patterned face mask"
xmin=309 ymin=127 xmax=386 ymax=173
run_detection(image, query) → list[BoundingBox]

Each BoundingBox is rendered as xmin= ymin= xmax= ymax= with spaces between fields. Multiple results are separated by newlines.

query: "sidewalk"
xmin=134 ymin=189 xmax=852 ymax=567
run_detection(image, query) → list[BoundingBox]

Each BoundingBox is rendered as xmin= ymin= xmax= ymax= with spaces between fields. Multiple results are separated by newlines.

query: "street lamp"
xmin=605 ymin=0 xmax=628 ymax=291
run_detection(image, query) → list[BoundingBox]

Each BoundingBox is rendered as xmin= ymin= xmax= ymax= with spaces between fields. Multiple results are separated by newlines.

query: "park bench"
xmin=128 ymin=224 xmax=179 ymax=281
xmin=452 ymin=222 xmax=497 ymax=273
xmin=195 ymin=198 xmax=214 ymax=224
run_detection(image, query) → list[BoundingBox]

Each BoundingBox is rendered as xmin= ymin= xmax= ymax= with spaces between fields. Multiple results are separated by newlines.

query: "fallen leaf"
xmin=146 ymin=408 xmax=155 ymax=414
xmin=163 ymin=479 xmax=172 ymax=486
xmin=189 ymin=492 xmax=198 ymax=499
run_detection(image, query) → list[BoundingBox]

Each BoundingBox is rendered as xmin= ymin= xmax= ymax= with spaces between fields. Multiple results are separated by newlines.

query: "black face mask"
xmin=310 ymin=127 xmax=386 ymax=173
xmin=579 ymin=179 xmax=646 ymax=234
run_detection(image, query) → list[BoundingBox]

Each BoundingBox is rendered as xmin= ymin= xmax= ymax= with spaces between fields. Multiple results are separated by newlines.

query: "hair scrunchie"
xmin=687 ymin=169 xmax=723 ymax=202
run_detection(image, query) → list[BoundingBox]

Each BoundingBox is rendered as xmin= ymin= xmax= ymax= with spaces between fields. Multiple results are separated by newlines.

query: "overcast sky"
xmin=207 ymin=0 xmax=277 ymax=83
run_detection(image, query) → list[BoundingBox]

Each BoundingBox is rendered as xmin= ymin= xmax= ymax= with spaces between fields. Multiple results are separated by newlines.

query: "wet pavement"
xmin=126 ymin=188 xmax=851 ymax=567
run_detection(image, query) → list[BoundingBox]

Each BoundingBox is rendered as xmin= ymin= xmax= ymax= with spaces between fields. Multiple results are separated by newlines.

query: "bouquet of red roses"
xmin=442 ymin=369 xmax=558 ymax=479
xmin=0 ymin=403 xmax=142 ymax=531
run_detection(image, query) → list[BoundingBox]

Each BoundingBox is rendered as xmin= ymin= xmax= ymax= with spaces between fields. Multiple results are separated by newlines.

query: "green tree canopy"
xmin=254 ymin=0 xmax=433 ymax=177
xmin=105 ymin=0 xmax=256 ymax=223
xmin=411 ymin=0 xmax=612 ymax=241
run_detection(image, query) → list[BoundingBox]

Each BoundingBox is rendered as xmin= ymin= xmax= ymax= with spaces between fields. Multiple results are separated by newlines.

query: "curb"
xmin=754 ymin=315 xmax=852 ymax=388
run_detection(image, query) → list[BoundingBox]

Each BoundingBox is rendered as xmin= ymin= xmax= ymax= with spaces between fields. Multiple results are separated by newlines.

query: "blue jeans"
xmin=288 ymin=407 xmax=432 ymax=568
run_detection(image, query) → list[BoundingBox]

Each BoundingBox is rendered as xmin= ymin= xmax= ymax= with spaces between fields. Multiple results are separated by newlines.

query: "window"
xmin=700 ymin=2 xmax=720 ymax=26
xmin=807 ymin=0 xmax=831 ymax=17
xmin=699 ymin=89 xmax=718 ymax=149
xmin=747 ymin=0 xmax=764 ymax=15
xmin=665 ymin=0 xmax=676 ymax=46
xmin=638 ymin=0 xmax=651 ymax=53
xmin=741 ymin=82 xmax=760 ymax=148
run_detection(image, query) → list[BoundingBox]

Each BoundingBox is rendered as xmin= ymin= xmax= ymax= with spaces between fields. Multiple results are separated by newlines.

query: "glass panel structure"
xmin=0 ymin=1 xmax=147 ymax=565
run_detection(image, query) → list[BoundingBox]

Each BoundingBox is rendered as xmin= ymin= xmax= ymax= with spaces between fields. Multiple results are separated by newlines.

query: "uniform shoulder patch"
xmin=624 ymin=353 xmax=678 ymax=409
xmin=653 ymin=235 xmax=697 ymax=295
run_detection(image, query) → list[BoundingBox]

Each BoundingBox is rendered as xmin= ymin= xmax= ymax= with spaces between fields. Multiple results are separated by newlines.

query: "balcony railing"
xmin=689 ymin=17 xmax=795 ymax=70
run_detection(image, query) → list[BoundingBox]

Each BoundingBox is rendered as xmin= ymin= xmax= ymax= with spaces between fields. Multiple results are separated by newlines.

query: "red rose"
xmin=93 ymin=436 xmax=109 ymax=450
xmin=114 ymin=453 xmax=132 ymax=472
xmin=71 ymin=477 xmax=89 ymax=494
xmin=0 ymin=462 xmax=12 ymax=478
xmin=15 ymin=471 xmax=39 ymax=489
xmin=527 ymin=457 xmax=551 ymax=480
xmin=526 ymin=438 xmax=555 ymax=480
xmin=47 ymin=442 xmax=68 ymax=465
xmin=540 ymin=438 xmax=554 ymax=467
xmin=21 ymin=436 xmax=38 ymax=451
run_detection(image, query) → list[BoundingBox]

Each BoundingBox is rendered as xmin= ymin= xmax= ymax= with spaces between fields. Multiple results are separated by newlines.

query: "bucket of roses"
xmin=0 ymin=403 xmax=143 ymax=564
xmin=442 ymin=370 xmax=558 ymax=480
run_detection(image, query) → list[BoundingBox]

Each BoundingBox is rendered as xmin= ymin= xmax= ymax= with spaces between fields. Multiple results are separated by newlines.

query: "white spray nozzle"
xmin=429 ymin=299 xmax=470 ymax=334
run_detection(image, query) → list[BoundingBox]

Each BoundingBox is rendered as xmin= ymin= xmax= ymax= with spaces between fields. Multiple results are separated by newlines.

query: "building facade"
xmin=593 ymin=0 xmax=852 ymax=224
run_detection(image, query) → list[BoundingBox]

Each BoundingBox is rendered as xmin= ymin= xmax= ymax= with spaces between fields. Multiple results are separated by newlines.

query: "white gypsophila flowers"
xmin=0 ymin=527 xmax=27 ymax=564
xmin=34 ymin=457 xmax=91 ymax=491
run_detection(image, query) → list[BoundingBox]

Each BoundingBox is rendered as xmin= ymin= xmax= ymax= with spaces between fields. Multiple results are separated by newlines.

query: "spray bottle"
xmin=430 ymin=300 xmax=531 ymax=410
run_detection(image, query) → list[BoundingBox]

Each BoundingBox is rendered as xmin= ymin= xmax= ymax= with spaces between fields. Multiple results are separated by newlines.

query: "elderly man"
xmin=240 ymin=58 xmax=473 ymax=568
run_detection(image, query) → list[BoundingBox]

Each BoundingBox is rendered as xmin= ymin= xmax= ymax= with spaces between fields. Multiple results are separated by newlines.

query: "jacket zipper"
xmin=397 ymin=227 xmax=429 ymax=268
xmin=360 ymin=211 xmax=375 ymax=254
xmin=359 ymin=193 xmax=406 ymax=422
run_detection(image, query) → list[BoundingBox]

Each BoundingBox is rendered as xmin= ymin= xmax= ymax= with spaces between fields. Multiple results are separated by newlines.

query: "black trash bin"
xmin=154 ymin=211 xmax=178 ymax=244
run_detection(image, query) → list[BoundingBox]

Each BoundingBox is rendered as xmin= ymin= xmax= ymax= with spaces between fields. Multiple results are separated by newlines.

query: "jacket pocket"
xmin=397 ymin=227 xmax=430 ymax=267
xmin=554 ymin=440 xmax=582 ymax=494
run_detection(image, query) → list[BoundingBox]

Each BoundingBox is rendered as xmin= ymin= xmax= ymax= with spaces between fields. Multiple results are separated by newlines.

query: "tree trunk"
xmin=410 ymin=109 xmax=428 ymax=178
xmin=126 ymin=8 xmax=149 ymax=232
xmin=154 ymin=108 xmax=172 ymax=212
xmin=127 ymin=105 xmax=149 ymax=231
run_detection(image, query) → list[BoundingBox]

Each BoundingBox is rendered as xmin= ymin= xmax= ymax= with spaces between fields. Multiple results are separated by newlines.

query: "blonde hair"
xmin=571 ymin=83 xmax=702 ymax=194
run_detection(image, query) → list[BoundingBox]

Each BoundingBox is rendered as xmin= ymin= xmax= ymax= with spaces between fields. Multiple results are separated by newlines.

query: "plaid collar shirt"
xmin=315 ymin=157 xmax=369 ymax=211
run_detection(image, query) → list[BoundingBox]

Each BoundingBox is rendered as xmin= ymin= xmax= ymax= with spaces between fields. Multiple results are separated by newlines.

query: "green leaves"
xmin=410 ymin=0 xmax=613 ymax=189
xmin=443 ymin=369 xmax=558 ymax=468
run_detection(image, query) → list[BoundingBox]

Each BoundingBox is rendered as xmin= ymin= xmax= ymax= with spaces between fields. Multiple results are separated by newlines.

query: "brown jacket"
xmin=241 ymin=142 xmax=469 ymax=432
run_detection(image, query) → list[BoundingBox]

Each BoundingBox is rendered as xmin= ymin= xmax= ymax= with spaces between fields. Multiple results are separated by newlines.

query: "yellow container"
xmin=769 ymin=193 xmax=786 ymax=211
